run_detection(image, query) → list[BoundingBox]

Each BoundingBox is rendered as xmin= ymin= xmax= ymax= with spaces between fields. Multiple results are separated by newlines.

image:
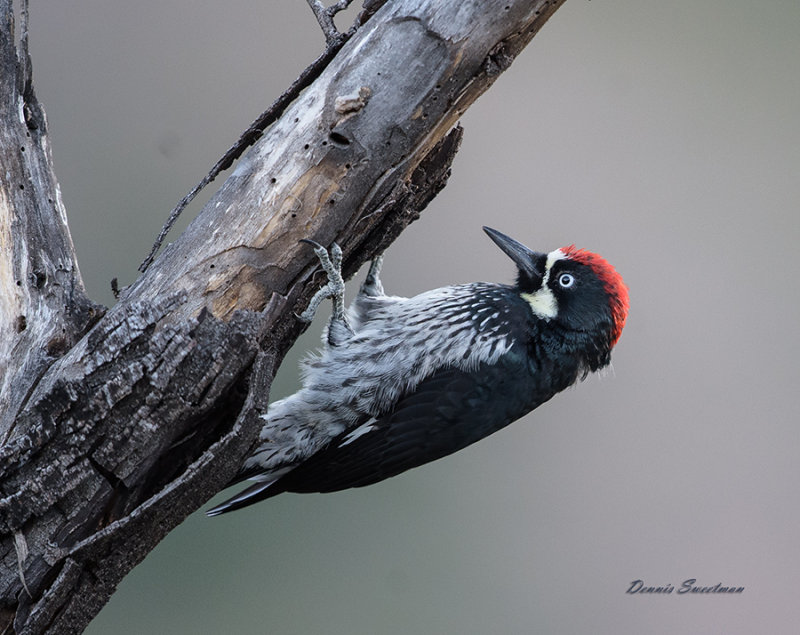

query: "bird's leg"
xmin=359 ymin=255 xmax=385 ymax=297
xmin=299 ymin=240 xmax=354 ymax=344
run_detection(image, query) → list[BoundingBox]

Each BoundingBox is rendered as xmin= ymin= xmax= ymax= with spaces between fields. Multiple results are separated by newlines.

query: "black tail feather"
xmin=206 ymin=469 xmax=290 ymax=516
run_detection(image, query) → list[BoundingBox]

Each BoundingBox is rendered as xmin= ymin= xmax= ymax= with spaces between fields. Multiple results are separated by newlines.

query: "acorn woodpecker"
xmin=206 ymin=227 xmax=628 ymax=516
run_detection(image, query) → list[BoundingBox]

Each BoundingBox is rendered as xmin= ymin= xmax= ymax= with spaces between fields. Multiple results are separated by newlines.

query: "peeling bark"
xmin=0 ymin=1 xmax=566 ymax=632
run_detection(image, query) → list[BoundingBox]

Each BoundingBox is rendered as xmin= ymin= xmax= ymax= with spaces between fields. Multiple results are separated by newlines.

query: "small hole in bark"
xmin=329 ymin=131 xmax=350 ymax=146
xmin=16 ymin=315 xmax=26 ymax=332
xmin=304 ymin=144 xmax=310 ymax=150
xmin=270 ymin=177 xmax=276 ymax=183
xmin=19 ymin=184 xmax=24 ymax=190
xmin=209 ymin=264 xmax=215 ymax=269
xmin=46 ymin=336 xmax=69 ymax=356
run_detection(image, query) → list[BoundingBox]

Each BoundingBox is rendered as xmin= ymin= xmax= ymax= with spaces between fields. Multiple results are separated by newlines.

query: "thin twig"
xmin=306 ymin=0 xmax=355 ymax=47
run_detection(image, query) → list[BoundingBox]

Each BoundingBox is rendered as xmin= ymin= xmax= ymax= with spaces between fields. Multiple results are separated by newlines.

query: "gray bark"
xmin=0 ymin=0 xmax=566 ymax=632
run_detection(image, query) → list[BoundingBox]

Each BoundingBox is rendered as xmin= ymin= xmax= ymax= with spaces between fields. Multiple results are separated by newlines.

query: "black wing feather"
xmin=275 ymin=347 xmax=554 ymax=494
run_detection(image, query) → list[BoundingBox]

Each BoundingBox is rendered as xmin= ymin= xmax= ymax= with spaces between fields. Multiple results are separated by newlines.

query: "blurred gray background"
xmin=24 ymin=0 xmax=799 ymax=633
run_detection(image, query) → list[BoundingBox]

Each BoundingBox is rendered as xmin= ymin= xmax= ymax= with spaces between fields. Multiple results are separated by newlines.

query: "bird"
xmin=206 ymin=227 xmax=628 ymax=516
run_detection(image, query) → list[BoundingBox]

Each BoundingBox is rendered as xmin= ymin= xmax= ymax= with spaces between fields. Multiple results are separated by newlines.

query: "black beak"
xmin=483 ymin=227 xmax=546 ymax=286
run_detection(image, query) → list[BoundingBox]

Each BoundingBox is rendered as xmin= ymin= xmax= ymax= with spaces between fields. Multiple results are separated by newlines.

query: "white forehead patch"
xmin=520 ymin=249 xmax=567 ymax=320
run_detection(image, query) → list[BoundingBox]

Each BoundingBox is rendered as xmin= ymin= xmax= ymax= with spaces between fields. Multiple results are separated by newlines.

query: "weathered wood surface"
xmin=0 ymin=1 xmax=566 ymax=632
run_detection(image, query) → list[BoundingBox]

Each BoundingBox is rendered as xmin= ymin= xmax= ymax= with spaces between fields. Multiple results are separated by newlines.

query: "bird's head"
xmin=484 ymin=226 xmax=629 ymax=366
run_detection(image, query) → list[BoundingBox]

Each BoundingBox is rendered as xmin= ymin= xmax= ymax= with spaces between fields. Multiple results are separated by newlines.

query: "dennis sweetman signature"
xmin=627 ymin=579 xmax=744 ymax=594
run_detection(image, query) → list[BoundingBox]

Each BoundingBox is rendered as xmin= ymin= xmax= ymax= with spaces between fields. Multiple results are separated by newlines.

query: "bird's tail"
xmin=205 ymin=467 xmax=292 ymax=516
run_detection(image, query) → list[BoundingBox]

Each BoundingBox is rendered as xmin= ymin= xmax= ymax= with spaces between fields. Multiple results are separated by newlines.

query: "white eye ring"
xmin=558 ymin=273 xmax=575 ymax=288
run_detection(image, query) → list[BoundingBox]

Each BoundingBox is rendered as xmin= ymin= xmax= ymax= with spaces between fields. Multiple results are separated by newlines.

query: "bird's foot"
xmin=359 ymin=255 xmax=385 ymax=297
xmin=299 ymin=240 xmax=353 ymax=341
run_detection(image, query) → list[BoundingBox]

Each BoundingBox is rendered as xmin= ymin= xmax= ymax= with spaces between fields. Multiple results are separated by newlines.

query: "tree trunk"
xmin=0 ymin=1 xmax=566 ymax=632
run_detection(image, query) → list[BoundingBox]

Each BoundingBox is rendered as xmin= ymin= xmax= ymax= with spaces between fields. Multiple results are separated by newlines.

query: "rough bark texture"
xmin=0 ymin=1 xmax=566 ymax=632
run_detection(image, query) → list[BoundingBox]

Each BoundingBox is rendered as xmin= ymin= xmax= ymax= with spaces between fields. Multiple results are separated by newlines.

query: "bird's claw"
xmin=299 ymin=240 xmax=349 ymax=329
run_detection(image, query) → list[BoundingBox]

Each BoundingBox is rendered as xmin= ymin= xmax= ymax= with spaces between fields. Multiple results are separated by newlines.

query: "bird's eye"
xmin=558 ymin=273 xmax=575 ymax=288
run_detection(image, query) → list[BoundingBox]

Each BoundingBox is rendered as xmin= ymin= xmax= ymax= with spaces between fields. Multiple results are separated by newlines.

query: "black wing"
xmin=274 ymin=348 xmax=553 ymax=495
